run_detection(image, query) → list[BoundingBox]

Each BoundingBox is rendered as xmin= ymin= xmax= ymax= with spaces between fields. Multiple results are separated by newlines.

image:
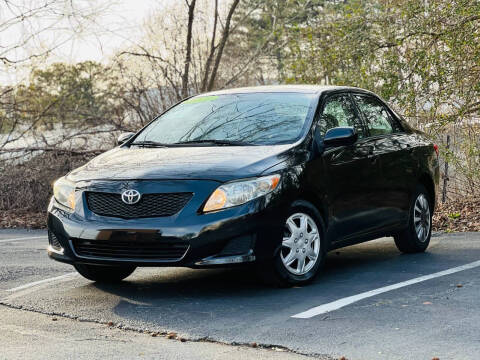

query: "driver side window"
xmin=318 ymin=94 xmax=365 ymax=139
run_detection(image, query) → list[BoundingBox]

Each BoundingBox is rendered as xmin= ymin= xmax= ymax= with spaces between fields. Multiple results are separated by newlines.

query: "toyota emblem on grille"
xmin=121 ymin=189 xmax=141 ymax=205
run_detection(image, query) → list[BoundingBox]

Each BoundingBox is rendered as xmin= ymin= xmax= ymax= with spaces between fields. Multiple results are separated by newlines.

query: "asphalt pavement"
xmin=1 ymin=229 xmax=479 ymax=360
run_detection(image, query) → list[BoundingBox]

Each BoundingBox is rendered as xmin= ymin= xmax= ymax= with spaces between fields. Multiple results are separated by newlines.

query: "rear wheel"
xmin=260 ymin=201 xmax=326 ymax=287
xmin=394 ymin=185 xmax=432 ymax=253
xmin=74 ymin=264 xmax=136 ymax=282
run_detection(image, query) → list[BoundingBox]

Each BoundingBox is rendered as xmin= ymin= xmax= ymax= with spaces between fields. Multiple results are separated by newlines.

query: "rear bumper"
xmin=47 ymin=195 xmax=286 ymax=268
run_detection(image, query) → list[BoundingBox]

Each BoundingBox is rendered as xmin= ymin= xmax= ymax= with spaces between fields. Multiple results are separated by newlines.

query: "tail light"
xmin=433 ymin=144 xmax=439 ymax=158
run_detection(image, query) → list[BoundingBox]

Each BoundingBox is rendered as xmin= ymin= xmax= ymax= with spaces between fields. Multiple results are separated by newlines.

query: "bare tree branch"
xmin=207 ymin=0 xmax=241 ymax=91
xmin=201 ymin=0 xmax=218 ymax=92
xmin=182 ymin=0 xmax=197 ymax=98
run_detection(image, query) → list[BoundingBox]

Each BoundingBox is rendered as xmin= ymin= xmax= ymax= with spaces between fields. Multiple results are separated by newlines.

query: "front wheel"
xmin=260 ymin=201 xmax=326 ymax=287
xmin=394 ymin=185 xmax=433 ymax=253
xmin=74 ymin=264 xmax=136 ymax=282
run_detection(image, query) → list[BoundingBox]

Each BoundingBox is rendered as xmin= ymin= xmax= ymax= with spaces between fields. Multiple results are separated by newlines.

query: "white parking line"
xmin=0 ymin=236 xmax=46 ymax=243
xmin=6 ymin=273 xmax=78 ymax=293
xmin=292 ymin=259 xmax=480 ymax=319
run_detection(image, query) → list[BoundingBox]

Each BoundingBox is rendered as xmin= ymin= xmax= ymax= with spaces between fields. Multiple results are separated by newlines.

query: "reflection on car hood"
xmin=67 ymin=145 xmax=294 ymax=182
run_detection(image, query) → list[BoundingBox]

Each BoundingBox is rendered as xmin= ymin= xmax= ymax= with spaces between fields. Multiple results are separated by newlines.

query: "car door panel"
xmin=313 ymin=92 xmax=381 ymax=243
xmin=323 ymin=137 xmax=382 ymax=241
xmin=352 ymin=94 xmax=415 ymax=229
xmin=380 ymin=134 xmax=417 ymax=221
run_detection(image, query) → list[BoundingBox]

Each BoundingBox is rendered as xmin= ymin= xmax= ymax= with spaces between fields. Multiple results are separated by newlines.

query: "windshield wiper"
xmin=130 ymin=140 xmax=168 ymax=148
xmin=172 ymin=139 xmax=254 ymax=146
xmin=131 ymin=139 xmax=255 ymax=147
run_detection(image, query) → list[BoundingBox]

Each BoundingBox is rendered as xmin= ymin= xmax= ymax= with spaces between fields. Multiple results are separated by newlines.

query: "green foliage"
xmin=233 ymin=0 xmax=330 ymax=78
xmin=12 ymin=61 xmax=122 ymax=128
xmin=281 ymin=0 xmax=480 ymax=127
xmin=448 ymin=212 xmax=461 ymax=219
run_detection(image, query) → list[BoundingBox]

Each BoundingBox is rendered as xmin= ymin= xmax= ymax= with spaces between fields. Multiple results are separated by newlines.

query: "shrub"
xmin=0 ymin=151 xmax=92 ymax=213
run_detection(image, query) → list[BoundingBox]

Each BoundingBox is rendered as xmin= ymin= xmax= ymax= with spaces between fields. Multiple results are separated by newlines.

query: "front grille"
xmin=72 ymin=239 xmax=189 ymax=260
xmin=86 ymin=192 xmax=193 ymax=218
xmin=48 ymin=231 xmax=63 ymax=251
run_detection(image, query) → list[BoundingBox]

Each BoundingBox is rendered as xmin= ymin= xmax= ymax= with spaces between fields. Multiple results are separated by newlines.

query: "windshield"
xmin=132 ymin=92 xmax=316 ymax=146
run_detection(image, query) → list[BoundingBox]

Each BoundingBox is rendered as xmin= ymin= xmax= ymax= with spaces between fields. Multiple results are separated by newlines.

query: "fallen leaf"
xmin=52 ymin=318 xmax=57 ymax=321
xmin=179 ymin=337 xmax=186 ymax=342
xmin=456 ymin=284 xmax=463 ymax=288
xmin=423 ymin=301 xmax=432 ymax=305
xmin=250 ymin=342 xmax=257 ymax=348
xmin=166 ymin=332 xmax=177 ymax=339
xmin=107 ymin=321 xmax=114 ymax=327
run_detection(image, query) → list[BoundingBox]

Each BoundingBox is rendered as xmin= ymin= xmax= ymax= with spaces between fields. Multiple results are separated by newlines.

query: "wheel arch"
xmin=293 ymin=191 xmax=329 ymax=230
xmin=418 ymin=173 xmax=436 ymax=210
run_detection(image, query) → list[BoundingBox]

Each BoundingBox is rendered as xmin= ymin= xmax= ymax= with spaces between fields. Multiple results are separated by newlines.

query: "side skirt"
xmin=327 ymin=222 xmax=406 ymax=251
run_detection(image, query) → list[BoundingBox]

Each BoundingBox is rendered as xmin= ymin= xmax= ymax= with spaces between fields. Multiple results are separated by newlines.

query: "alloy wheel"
xmin=281 ymin=213 xmax=321 ymax=275
xmin=413 ymin=194 xmax=431 ymax=243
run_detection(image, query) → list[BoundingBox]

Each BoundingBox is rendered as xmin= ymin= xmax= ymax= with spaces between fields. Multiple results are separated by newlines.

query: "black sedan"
xmin=47 ymin=85 xmax=440 ymax=286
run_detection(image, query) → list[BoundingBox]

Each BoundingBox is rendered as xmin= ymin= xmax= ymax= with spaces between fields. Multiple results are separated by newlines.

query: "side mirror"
xmin=117 ymin=132 xmax=135 ymax=145
xmin=323 ymin=127 xmax=358 ymax=147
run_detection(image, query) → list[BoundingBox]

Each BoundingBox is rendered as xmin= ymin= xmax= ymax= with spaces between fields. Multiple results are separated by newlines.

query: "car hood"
xmin=67 ymin=145 xmax=296 ymax=183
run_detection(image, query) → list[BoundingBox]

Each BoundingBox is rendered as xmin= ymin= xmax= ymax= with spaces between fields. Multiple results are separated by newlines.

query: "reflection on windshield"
xmin=133 ymin=92 xmax=315 ymax=146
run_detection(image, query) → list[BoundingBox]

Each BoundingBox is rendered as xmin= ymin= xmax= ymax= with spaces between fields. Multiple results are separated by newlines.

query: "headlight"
xmin=53 ymin=177 xmax=76 ymax=211
xmin=203 ymin=174 xmax=280 ymax=212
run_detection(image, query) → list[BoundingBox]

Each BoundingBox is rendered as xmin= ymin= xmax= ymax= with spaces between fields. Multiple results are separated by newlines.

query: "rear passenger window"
xmin=353 ymin=95 xmax=395 ymax=136
xmin=319 ymin=94 xmax=365 ymax=138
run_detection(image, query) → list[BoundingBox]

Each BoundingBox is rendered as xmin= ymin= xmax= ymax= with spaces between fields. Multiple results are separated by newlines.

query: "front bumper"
xmin=47 ymin=180 xmax=286 ymax=268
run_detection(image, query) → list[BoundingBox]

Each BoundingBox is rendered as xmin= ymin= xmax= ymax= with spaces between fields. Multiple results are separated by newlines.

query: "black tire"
xmin=394 ymin=184 xmax=433 ymax=253
xmin=74 ymin=264 xmax=136 ymax=282
xmin=259 ymin=200 xmax=326 ymax=287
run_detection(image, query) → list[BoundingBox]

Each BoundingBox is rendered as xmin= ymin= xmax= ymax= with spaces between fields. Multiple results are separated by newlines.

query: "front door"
xmin=317 ymin=93 xmax=382 ymax=241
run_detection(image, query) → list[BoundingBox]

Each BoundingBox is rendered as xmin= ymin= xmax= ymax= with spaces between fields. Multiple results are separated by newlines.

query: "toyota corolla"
xmin=47 ymin=85 xmax=439 ymax=286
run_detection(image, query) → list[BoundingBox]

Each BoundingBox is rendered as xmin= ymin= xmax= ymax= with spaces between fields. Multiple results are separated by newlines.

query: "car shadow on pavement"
xmin=91 ymin=239 xmax=400 ymax=299
xmin=84 ymin=238 xmax=451 ymax=333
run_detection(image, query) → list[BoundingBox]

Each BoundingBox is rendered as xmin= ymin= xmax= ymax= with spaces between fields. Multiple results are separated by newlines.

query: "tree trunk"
xmin=207 ymin=0 xmax=241 ymax=91
xmin=442 ymin=134 xmax=450 ymax=203
xmin=181 ymin=0 xmax=197 ymax=99
xmin=201 ymin=0 xmax=218 ymax=92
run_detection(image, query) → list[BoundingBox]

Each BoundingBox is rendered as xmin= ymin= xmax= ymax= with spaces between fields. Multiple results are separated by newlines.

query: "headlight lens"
xmin=53 ymin=177 xmax=76 ymax=211
xmin=203 ymin=174 xmax=280 ymax=212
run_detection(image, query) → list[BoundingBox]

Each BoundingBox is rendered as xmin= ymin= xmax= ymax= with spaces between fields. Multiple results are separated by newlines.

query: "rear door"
xmin=352 ymin=93 xmax=415 ymax=228
xmin=317 ymin=93 xmax=382 ymax=241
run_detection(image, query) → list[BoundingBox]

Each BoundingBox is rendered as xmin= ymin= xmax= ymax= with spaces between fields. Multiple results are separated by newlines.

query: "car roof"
xmin=200 ymin=85 xmax=372 ymax=96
